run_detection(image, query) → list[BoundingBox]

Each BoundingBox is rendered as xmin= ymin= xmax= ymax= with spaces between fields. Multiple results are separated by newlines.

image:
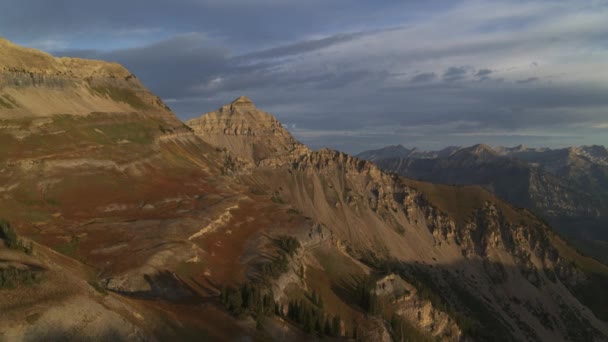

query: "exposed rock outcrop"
xmin=0 ymin=37 xmax=174 ymax=119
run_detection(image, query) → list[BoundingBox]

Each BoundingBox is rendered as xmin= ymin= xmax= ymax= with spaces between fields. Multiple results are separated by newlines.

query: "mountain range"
xmin=1 ymin=38 xmax=608 ymax=341
xmin=357 ymin=144 xmax=608 ymax=264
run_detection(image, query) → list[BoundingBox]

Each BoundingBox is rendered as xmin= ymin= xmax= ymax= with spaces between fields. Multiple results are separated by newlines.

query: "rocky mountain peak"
xmin=187 ymin=96 xmax=308 ymax=163
xmin=229 ymin=95 xmax=256 ymax=111
xmin=583 ymin=145 xmax=608 ymax=162
xmin=469 ymin=143 xmax=496 ymax=155
xmin=449 ymin=143 xmax=497 ymax=161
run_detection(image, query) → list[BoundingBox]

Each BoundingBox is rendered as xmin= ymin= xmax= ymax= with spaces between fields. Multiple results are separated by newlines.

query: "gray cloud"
xmin=411 ymin=72 xmax=437 ymax=83
xmin=516 ymin=77 xmax=540 ymax=84
xmin=238 ymin=29 xmax=391 ymax=61
xmin=0 ymin=0 xmax=418 ymax=50
xmin=476 ymin=68 xmax=493 ymax=77
xmin=442 ymin=66 xmax=470 ymax=82
xmin=56 ymin=39 xmax=232 ymax=99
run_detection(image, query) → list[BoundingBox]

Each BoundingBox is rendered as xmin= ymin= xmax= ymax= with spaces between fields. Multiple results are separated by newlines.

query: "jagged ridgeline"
xmin=0 ymin=38 xmax=607 ymax=341
xmin=356 ymin=143 xmax=608 ymax=265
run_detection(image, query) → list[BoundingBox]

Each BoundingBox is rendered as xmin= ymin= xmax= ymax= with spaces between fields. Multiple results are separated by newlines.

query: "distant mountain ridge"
xmin=357 ymin=143 xmax=608 ymax=262
xmin=359 ymin=144 xmax=608 ymax=164
xmin=356 ymin=144 xmax=460 ymax=161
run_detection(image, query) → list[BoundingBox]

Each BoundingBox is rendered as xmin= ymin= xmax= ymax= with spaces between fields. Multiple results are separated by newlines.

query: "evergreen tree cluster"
xmin=259 ymin=253 xmax=289 ymax=279
xmin=220 ymin=282 xmax=275 ymax=318
xmin=0 ymin=267 xmax=41 ymax=288
xmin=0 ymin=219 xmax=33 ymax=255
xmin=355 ymin=277 xmax=382 ymax=315
xmin=284 ymin=294 xmax=342 ymax=337
xmin=259 ymin=236 xmax=301 ymax=280
xmin=220 ymin=281 xmax=347 ymax=338
xmin=354 ymin=274 xmax=437 ymax=341
xmin=275 ymin=236 xmax=300 ymax=256
xmin=310 ymin=289 xmax=323 ymax=308
xmin=389 ymin=313 xmax=435 ymax=342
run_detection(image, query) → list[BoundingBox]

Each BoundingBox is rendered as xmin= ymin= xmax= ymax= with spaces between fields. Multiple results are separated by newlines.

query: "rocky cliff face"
xmin=358 ymin=143 xmax=608 ymax=263
xmin=192 ymin=104 xmax=608 ymax=341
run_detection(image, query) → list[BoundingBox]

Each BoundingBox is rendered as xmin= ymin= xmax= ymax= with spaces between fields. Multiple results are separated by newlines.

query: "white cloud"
xmin=592 ymin=123 xmax=608 ymax=129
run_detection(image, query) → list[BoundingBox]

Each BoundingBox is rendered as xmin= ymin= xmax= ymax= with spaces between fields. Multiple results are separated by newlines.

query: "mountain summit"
xmin=228 ymin=95 xmax=256 ymax=111
xmin=187 ymin=96 xmax=307 ymax=163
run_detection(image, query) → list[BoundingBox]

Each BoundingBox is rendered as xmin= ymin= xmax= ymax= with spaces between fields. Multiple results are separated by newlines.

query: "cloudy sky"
xmin=2 ymin=0 xmax=608 ymax=153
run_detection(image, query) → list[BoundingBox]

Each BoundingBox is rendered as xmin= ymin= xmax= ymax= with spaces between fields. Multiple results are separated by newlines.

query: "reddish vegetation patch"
xmin=52 ymin=171 xmax=211 ymax=221
xmin=192 ymin=199 xmax=286 ymax=288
